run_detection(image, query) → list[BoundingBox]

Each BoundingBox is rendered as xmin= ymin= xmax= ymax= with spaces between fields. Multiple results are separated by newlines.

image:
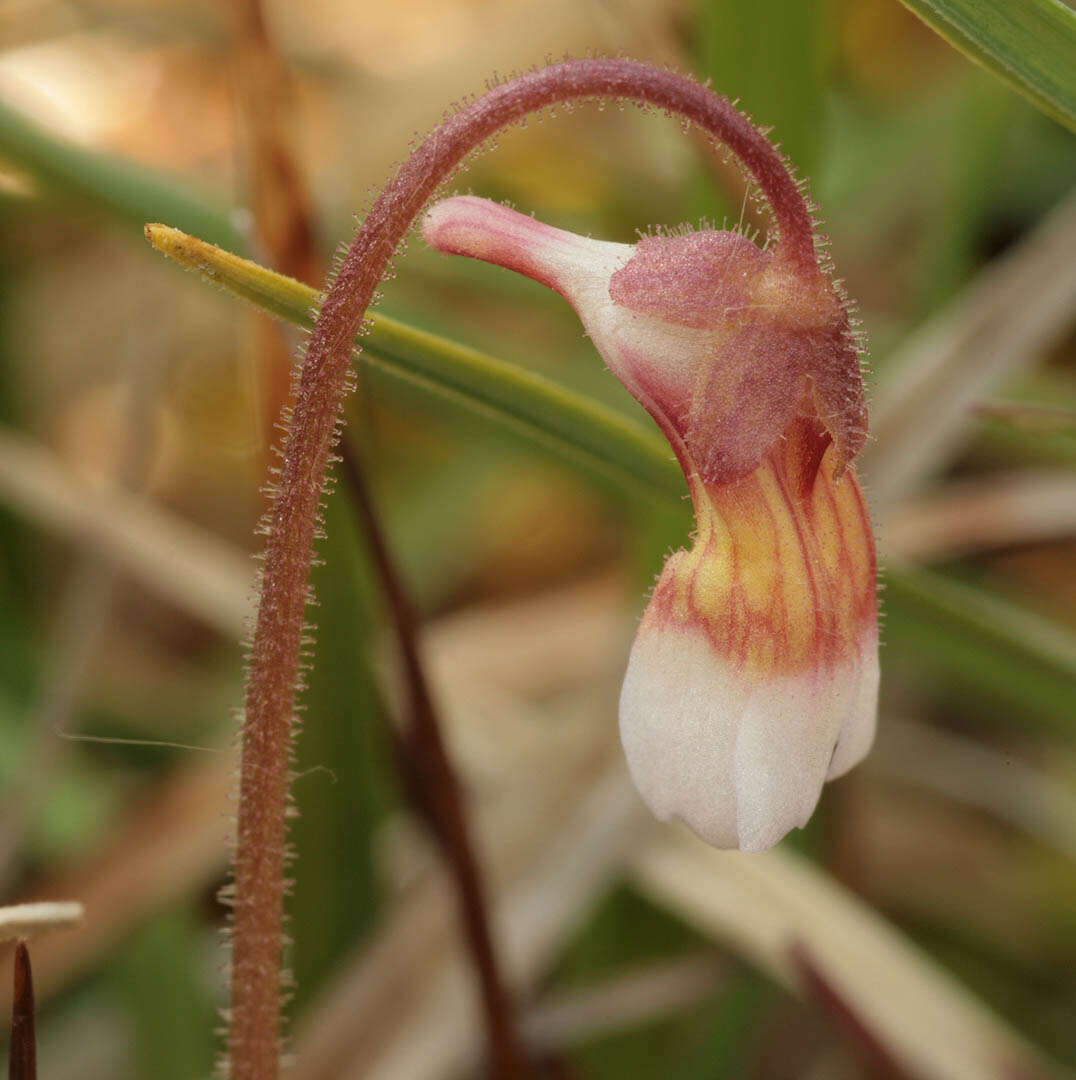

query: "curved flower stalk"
xmin=423 ymin=197 xmax=878 ymax=853
xmin=231 ymin=57 xmax=877 ymax=1077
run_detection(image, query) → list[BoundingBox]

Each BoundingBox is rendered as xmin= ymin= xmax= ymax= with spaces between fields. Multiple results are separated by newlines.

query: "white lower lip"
xmin=618 ymin=616 xmax=879 ymax=852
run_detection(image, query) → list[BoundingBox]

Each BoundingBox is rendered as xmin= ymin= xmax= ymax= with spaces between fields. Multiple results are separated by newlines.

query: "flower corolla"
xmin=423 ymin=194 xmax=879 ymax=852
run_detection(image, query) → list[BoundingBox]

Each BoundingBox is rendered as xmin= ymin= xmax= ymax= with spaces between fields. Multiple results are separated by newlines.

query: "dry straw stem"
xmin=228 ymin=0 xmax=323 ymax=464
xmin=0 ymin=903 xmax=83 ymax=943
xmin=228 ymin=0 xmax=320 ymax=290
xmin=0 ymin=426 xmax=252 ymax=636
xmin=872 ymin=718 xmax=1076 ymax=863
xmin=519 ymin=953 xmax=725 ymax=1055
xmin=844 ymin=773 xmax=1074 ymax=963
xmin=790 ymin=943 xmax=914 ymax=1080
xmin=0 ymin=345 xmax=170 ymax=893
xmin=864 ymin=187 xmax=1076 ymax=511
xmin=630 ymin=833 xmax=1060 ymax=1080
xmin=972 ymin=401 xmax=1076 ymax=432
xmin=883 ymin=470 xmax=1076 ymax=563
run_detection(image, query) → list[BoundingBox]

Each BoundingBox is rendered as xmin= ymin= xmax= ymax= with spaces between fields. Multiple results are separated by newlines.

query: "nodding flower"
xmin=422 ymin=192 xmax=878 ymax=853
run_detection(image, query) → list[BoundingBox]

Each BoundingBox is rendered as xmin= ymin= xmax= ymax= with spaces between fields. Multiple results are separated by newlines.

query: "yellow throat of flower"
xmin=649 ymin=422 xmax=877 ymax=677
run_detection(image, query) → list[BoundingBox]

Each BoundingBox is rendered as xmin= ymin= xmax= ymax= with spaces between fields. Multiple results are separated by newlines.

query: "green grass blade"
xmin=898 ymin=0 xmax=1076 ymax=131
xmin=111 ymin=909 xmax=217 ymax=1080
xmin=289 ymin=485 xmax=390 ymax=1014
xmin=885 ymin=563 xmax=1076 ymax=734
xmin=144 ymin=224 xmax=684 ymax=503
xmin=695 ymin=0 xmax=833 ymax=179
xmin=0 ymin=99 xmax=242 ymax=248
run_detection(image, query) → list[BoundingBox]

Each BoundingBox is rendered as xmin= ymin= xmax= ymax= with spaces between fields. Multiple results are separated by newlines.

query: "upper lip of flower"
xmin=422 ymin=193 xmax=879 ymax=853
xmin=423 ymin=196 xmax=868 ymax=488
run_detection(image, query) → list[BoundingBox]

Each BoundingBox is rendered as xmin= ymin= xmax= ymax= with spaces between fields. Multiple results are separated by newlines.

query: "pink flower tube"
xmin=424 ymin=195 xmax=878 ymax=852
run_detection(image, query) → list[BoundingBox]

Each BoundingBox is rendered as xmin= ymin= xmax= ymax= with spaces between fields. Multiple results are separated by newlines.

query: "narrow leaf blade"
xmin=898 ymin=0 xmax=1076 ymax=131
xmin=885 ymin=562 xmax=1076 ymax=735
xmin=0 ymin=101 xmax=241 ymax=247
xmin=144 ymin=225 xmax=683 ymax=503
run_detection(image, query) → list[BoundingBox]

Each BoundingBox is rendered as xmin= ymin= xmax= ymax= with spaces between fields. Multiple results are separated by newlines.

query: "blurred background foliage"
xmin=0 ymin=0 xmax=1074 ymax=1077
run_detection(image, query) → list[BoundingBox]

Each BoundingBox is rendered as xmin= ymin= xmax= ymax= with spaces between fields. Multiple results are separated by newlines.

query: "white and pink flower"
xmin=423 ymin=195 xmax=879 ymax=852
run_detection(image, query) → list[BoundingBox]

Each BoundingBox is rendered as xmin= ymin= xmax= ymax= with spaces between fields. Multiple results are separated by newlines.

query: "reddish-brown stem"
xmin=339 ymin=442 xmax=527 ymax=1077
xmin=228 ymin=0 xmax=322 ymax=444
xmin=230 ymin=0 xmax=523 ymax=1065
xmin=9 ymin=941 xmax=36 ymax=1080
xmin=230 ymin=57 xmax=820 ymax=1079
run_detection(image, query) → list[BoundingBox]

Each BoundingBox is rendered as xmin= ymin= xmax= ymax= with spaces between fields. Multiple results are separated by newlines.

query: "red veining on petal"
xmin=771 ymin=453 xmax=828 ymax=659
xmin=643 ymin=418 xmax=877 ymax=679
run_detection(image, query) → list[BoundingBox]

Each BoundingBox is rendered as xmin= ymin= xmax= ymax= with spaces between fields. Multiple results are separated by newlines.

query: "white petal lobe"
xmin=732 ymin=672 xmax=846 ymax=852
xmin=826 ymin=626 xmax=880 ymax=780
xmin=619 ymin=619 xmax=744 ymax=849
xmin=619 ymin=616 xmax=875 ymax=853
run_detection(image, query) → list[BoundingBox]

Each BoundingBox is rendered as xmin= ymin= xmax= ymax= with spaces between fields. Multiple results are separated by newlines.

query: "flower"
xmin=422 ymin=195 xmax=878 ymax=852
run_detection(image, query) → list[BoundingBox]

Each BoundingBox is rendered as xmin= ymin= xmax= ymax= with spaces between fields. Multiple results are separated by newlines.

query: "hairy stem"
xmin=230 ymin=57 xmax=819 ymax=1079
xmin=339 ymin=441 xmax=527 ymax=1077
